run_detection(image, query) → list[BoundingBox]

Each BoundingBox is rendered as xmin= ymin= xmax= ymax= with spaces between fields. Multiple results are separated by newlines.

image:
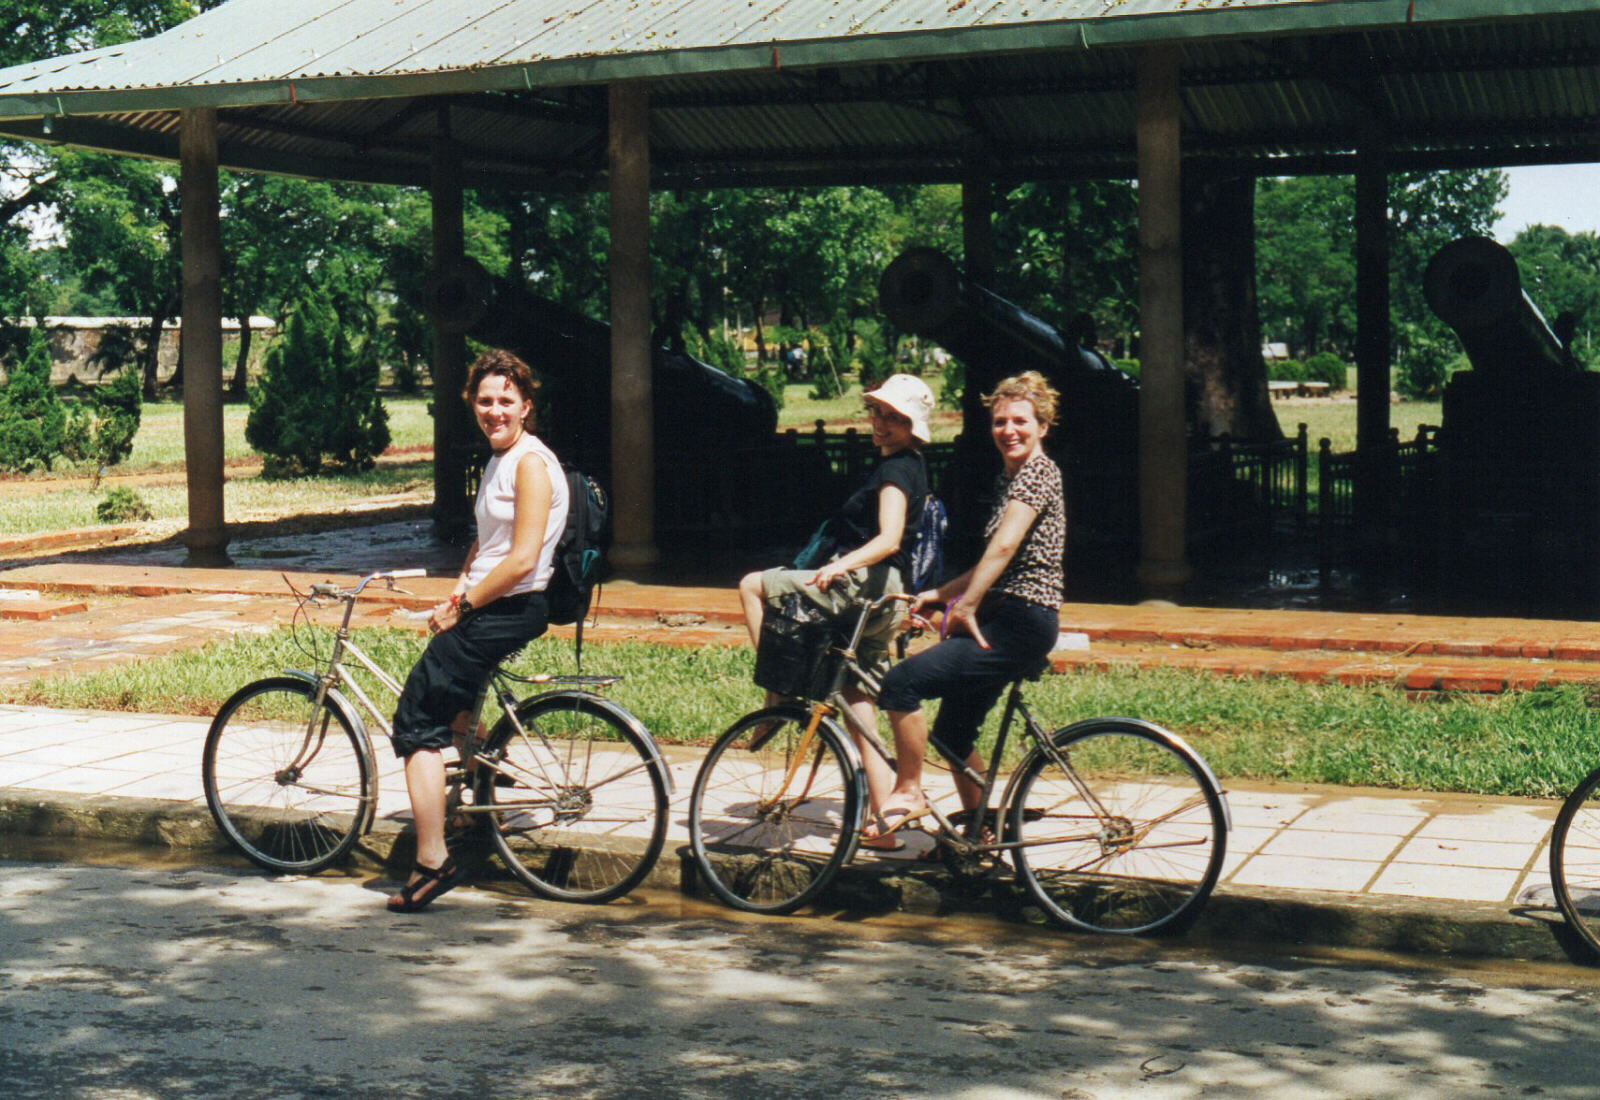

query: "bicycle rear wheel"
xmin=477 ymin=692 xmax=668 ymax=904
xmin=1549 ymin=764 xmax=1600 ymax=959
xmin=1009 ymin=718 xmax=1226 ymax=935
xmin=202 ymin=677 xmax=372 ymax=874
xmin=688 ymin=706 xmax=862 ymax=915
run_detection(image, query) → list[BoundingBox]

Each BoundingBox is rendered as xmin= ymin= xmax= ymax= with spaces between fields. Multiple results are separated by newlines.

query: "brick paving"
xmin=0 ymin=548 xmax=1594 ymax=694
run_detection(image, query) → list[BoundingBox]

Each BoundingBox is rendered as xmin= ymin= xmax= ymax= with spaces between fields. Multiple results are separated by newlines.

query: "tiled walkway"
xmin=0 ymin=703 xmax=1561 ymax=909
xmin=0 ymin=520 xmax=1591 ymax=918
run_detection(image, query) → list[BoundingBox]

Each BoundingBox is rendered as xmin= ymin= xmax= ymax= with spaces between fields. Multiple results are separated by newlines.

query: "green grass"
xmin=16 ymin=626 xmax=1596 ymax=799
xmin=1279 ymin=399 xmax=1441 ymax=453
xmin=34 ymin=394 xmax=437 ymax=477
xmin=0 ymin=462 xmax=433 ymax=536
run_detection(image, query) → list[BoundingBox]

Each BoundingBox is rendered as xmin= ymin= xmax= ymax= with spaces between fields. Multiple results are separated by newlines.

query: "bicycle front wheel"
xmin=1010 ymin=719 xmax=1226 ymax=935
xmin=202 ymin=678 xmax=372 ymax=874
xmin=1550 ymin=765 xmax=1600 ymax=959
xmin=688 ymin=707 xmax=863 ymax=915
xmin=477 ymin=693 xmax=669 ymax=904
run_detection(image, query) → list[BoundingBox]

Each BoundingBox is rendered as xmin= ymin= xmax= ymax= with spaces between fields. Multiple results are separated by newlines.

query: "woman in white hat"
xmin=737 ymin=372 xmax=934 ymax=842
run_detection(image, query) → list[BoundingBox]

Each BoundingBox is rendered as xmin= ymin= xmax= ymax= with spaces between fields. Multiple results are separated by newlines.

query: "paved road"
xmin=4 ymin=858 xmax=1600 ymax=1099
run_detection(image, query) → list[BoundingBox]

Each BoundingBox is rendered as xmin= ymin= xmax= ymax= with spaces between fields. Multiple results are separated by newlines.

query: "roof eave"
xmin=1 ymin=0 xmax=1591 ymax=123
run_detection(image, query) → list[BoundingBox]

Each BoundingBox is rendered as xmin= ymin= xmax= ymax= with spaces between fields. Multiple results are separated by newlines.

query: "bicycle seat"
xmin=1024 ymin=657 xmax=1051 ymax=682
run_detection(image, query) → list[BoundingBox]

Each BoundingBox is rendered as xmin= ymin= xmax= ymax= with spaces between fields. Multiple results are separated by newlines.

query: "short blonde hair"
xmin=982 ymin=371 xmax=1059 ymax=431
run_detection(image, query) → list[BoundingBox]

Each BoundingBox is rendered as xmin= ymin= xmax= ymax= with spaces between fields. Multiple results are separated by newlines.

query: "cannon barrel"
xmin=1423 ymin=236 xmax=1574 ymax=375
xmin=878 ymin=247 xmax=1135 ymax=395
xmin=426 ymin=258 xmax=777 ymax=471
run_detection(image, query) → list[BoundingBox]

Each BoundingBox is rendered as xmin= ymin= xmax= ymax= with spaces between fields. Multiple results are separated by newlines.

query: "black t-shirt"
xmin=837 ymin=449 xmax=929 ymax=578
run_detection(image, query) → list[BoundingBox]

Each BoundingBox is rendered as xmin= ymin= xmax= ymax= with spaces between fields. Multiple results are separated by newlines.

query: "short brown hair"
xmin=464 ymin=349 xmax=539 ymax=429
xmin=982 ymin=370 xmax=1059 ymax=431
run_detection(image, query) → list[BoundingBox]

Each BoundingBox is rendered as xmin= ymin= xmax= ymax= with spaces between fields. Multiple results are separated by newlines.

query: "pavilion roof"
xmin=0 ymin=0 xmax=1595 ymax=188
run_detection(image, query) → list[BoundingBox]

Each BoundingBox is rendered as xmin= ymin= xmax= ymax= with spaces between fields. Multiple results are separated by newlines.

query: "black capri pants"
xmin=876 ymin=594 xmax=1059 ymax=763
xmin=391 ymin=591 xmax=548 ymax=759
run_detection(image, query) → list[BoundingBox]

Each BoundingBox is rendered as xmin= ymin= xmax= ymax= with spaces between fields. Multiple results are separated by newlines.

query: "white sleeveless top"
xmin=465 ymin=432 xmax=569 ymax=597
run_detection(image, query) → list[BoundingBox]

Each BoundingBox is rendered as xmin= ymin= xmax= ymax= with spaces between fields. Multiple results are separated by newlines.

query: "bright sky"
xmin=1493 ymin=164 xmax=1600 ymax=243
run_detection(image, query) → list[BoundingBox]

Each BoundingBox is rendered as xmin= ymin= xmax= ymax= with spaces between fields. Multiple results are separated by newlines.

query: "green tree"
xmin=1256 ymin=176 xmax=1357 ymax=359
xmin=246 ymin=267 xmax=389 ymax=476
xmin=1254 ymin=169 xmax=1506 ymax=392
xmin=219 ymin=174 xmax=384 ymax=397
xmin=63 ymin=367 xmax=142 ymax=482
xmin=0 ymin=2 xmax=201 ymax=328
xmin=54 ymin=152 xmax=181 ymax=396
xmin=1507 ymin=224 xmax=1600 ymax=367
xmin=995 ymin=180 xmax=1139 ymax=352
xmin=0 ymin=326 xmax=66 ymax=471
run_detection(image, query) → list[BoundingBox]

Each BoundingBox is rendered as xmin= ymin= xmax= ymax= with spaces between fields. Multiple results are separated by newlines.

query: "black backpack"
xmin=546 ymin=467 xmax=609 ymax=664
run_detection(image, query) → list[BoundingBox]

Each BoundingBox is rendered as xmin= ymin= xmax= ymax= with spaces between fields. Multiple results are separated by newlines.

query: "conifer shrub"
xmin=247 ymin=271 xmax=390 ymax=477
xmin=96 ymin=486 xmax=152 ymax=523
xmin=0 ymin=328 xmax=67 ymax=472
xmin=63 ymin=367 xmax=143 ymax=483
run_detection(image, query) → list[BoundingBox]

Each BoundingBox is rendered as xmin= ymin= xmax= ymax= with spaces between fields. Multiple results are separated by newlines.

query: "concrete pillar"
xmin=430 ymin=132 xmax=472 ymax=540
xmin=1134 ymin=45 xmax=1191 ymax=598
xmin=608 ymin=83 xmax=658 ymax=569
xmin=1354 ymin=141 xmax=1392 ymax=531
xmin=952 ymin=173 xmax=999 ymax=565
xmin=961 ymin=176 xmax=995 ymax=286
xmin=179 ymin=108 xmax=228 ymax=566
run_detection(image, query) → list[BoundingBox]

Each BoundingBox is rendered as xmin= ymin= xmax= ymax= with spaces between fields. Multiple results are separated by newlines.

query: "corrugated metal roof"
xmin=0 ymin=0 xmax=1594 ymax=189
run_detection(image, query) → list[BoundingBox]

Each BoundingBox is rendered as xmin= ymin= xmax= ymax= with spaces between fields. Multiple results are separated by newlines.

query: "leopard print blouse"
xmin=983 ymin=451 xmax=1066 ymax=608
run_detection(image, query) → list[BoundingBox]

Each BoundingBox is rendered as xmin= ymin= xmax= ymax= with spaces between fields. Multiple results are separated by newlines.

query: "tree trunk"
xmin=229 ymin=319 xmax=253 ymax=399
xmin=1181 ymin=172 xmax=1281 ymax=442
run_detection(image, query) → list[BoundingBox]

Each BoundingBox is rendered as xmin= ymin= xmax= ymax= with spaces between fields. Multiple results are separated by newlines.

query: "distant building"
xmin=16 ymin=316 xmax=276 ymax=385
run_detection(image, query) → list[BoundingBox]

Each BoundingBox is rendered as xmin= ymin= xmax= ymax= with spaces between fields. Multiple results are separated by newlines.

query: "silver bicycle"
xmin=201 ymin=568 xmax=672 ymax=904
xmin=689 ymin=593 xmax=1231 ymax=933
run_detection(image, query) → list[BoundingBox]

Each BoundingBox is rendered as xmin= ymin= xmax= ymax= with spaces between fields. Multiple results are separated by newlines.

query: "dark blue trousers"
xmin=391 ymin=591 xmax=548 ymax=759
xmin=877 ymin=594 xmax=1058 ymax=762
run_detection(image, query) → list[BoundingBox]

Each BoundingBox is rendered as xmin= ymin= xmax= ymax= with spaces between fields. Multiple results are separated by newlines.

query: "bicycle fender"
xmin=275 ymin=669 xmax=376 ymax=754
xmin=510 ymin=689 xmax=678 ymax=797
xmin=1008 ymin=715 xmax=1232 ymax=833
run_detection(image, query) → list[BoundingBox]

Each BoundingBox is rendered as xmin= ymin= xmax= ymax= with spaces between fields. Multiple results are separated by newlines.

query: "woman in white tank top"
xmin=387 ymin=349 xmax=569 ymax=913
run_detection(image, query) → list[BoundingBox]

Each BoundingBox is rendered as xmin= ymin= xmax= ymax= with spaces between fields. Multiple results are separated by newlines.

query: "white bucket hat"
xmin=865 ymin=373 xmax=935 ymax=443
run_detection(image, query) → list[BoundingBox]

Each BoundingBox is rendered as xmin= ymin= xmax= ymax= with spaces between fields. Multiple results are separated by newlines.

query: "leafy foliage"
xmin=0 ymin=327 xmax=66 ymax=471
xmin=95 ymin=485 xmax=152 ymax=523
xmin=1302 ymin=351 xmax=1348 ymax=391
xmin=246 ymin=268 xmax=389 ymax=476
xmin=62 ymin=367 xmax=142 ymax=479
xmin=1507 ymin=224 xmax=1600 ymax=367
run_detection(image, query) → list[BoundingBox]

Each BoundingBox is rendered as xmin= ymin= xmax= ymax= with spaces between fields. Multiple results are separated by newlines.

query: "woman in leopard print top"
xmin=863 ymin=371 xmax=1066 ymax=846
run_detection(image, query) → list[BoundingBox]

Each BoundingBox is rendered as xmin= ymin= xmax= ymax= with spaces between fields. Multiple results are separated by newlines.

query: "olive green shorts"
xmin=761 ymin=560 xmax=905 ymax=682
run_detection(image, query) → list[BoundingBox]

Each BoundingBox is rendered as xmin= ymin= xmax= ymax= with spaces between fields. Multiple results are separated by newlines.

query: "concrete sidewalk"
xmin=0 ymin=700 xmax=1575 ymax=962
xmin=0 ymin=542 xmax=1594 ymax=961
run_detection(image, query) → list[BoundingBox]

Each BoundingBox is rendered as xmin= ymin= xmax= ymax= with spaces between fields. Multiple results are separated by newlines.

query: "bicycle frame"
xmin=805 ymin=593 xmax=1221 ymax=861
xmin=279 ymin=572 xmax=673 ymax=824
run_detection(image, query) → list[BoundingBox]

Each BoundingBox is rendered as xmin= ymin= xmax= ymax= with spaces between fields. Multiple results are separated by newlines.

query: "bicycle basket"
xmin=753 ymin=605 xmax=840 ymax=701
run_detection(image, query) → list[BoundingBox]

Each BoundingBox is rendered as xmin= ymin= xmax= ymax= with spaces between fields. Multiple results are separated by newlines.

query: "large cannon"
xmin=1423 ymin=236 xmax=1600 ymax=614
xmin=425 ymin=259 xmax=832 ymax=560
xmin=1423 ymin=236 xmax=1578 ymax=378
xmin=879 ymin=248 xmax=1141 ymax=588
xmin=427 ymin=258 xmax=778 ymax=475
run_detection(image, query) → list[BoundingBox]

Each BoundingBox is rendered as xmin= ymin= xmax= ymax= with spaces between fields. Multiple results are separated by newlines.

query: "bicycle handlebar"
xmin=305 ymin=568 xmax=430 ymax=602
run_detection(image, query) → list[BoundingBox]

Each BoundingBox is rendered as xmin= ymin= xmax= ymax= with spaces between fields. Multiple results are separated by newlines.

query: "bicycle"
xmin=688 ymin=593 xmax=1231 ymax=933
xmin=1547 ymin=768 xmax=1600 ymax=958
xmin=201 ymin=568 xmax=672 ymax=904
